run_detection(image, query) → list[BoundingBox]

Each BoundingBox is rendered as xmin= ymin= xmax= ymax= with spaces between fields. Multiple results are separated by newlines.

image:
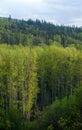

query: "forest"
xmin=0 ymin=16 xmax=82 ymax=48
xmin=0 ymin=17 xmax=82 ymax=130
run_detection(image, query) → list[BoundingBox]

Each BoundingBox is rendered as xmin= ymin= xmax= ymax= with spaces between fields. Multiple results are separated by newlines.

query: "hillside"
xmin=0 ymin=17 xmax=82 ymax=130
xmin=0 ymin=16 xmax=82 ymax=47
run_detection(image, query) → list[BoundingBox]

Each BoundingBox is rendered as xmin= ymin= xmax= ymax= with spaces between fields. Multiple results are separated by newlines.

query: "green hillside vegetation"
xmin=0 ymin=16 xmax=82 ymax=130
xmin=0 ymin=16 xmax=82 ymax=48
xmin=0 ymin=44 xmax=82 ymax=130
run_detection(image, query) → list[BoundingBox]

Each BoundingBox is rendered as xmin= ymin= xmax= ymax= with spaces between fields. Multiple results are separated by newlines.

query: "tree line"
xmin=0 ymin=44 xmax=82 ymax=130
xmin=0 ymin=17 xmax=82 ymax=47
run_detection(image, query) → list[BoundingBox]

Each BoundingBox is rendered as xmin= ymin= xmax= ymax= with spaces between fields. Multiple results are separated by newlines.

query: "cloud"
xmin=2 ymin=0 xmax=43 ymax=5
xmin=0 ymin=0 xmax=82 ymax=26
xmin=69 ymin=18 xmax=82 ymax=27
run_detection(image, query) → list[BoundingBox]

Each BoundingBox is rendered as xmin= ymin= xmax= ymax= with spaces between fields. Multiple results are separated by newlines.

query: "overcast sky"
xmin=0 ymin=0 xmax=82 ymax=26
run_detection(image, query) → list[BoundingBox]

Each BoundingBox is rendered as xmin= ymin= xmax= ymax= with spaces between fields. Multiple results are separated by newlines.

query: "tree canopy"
xmin=0 ymin=17 xmax=82 ymax=47
xmin=0 ymin=44 xmax=82 ymax=130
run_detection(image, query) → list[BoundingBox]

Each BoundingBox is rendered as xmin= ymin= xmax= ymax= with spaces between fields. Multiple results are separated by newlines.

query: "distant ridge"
xmin=0 ymin=16 xmax=82 ymax=47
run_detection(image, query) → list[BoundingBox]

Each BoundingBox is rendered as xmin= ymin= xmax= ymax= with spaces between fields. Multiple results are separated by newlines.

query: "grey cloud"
xmin=0 ymin=0 xmax=82 ymax=26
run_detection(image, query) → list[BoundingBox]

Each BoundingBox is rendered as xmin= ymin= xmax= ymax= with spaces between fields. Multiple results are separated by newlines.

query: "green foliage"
xmin=0 ymin=44 xmax=82 ymax=130
xmin=41 ymin=85 xmax=82 ymax=130
xmin=8 ymin=107 xmax=23 ymax=130
xmin=0 ymin=17 xmax=82 ymax=47
xmin=74 ymin=85 xmax=82 ymax=107
xmin=23 ymin=120 xmax=38 ymax=130
xmin=47 ymin=124 xmax=54 ymax=130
